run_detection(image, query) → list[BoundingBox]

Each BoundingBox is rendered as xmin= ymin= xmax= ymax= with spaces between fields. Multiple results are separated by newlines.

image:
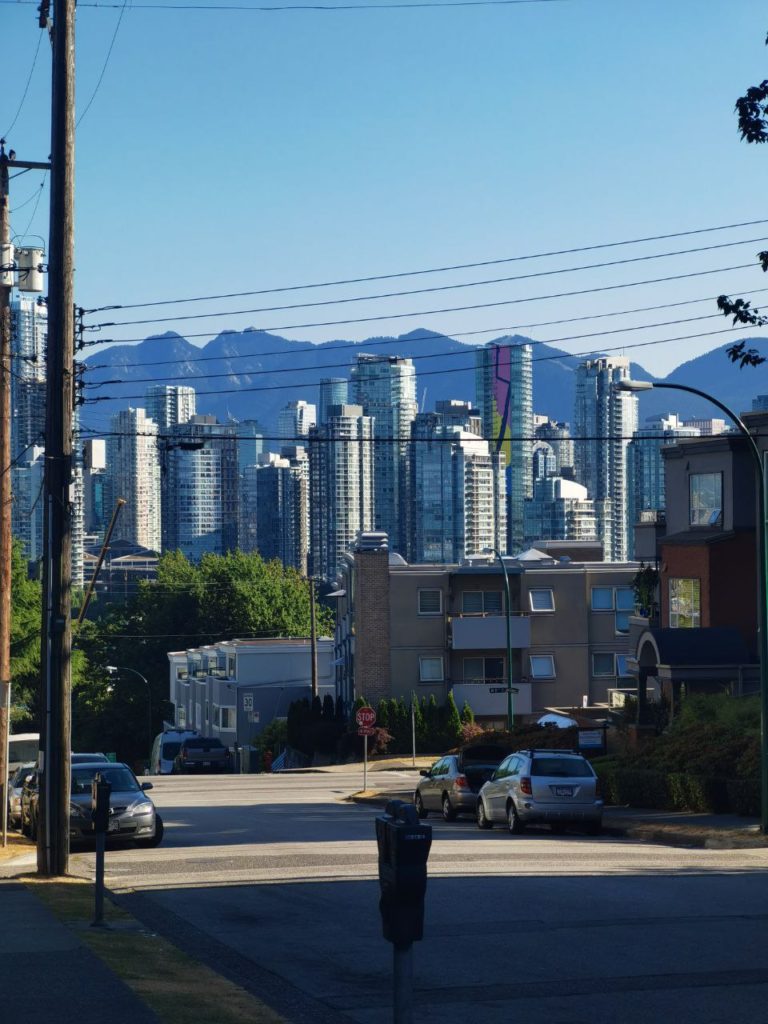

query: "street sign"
xmin=488 ymin=687 xmax=519 ymax=694
xmin=356 ymin=707 xmax=376 ymax=728
xmin=357 ymin=725 xmax=375 ymax=737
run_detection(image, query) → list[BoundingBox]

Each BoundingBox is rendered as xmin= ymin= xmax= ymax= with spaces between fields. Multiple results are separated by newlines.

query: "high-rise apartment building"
xmin=278 ymin=400 xmax=316 ymax=440
xmin=351 ymin=354 xmax=417 ymax=554
xmin=410 ymin=410 xmax=506 ymax=563
xmin=627 ymin=414 xmax=700 ymax=549
xmin=309 ymin=404 xmax=374 ymax=581
xmin=162 ymin=416 xmax=239 ymax=560
xmin=106 ymin=408 xmax=162 ymax=551
xmin=236 ymin=419 xmax=265 ymax=469
xmin=475 ymin=341 xmax=533 ymax=554
xmin=534 ymin=417 xmax=575 ymax=478
xmin=145 ymin=384 xmax=196 ymax=430
xmin=573 ymin=357 xmax=638 ymax=561
xmin=523 ymin=477 xmax=597 ymax=546
xmin=11 ymin=446 xmax=45 ymax=564
xmin=251 ymin=446 xmax=310 ymax=574
xmin=319 ymin=378 xmax=349 ymax=425
xmin=83 ymin=439 xmax=108 ymax=536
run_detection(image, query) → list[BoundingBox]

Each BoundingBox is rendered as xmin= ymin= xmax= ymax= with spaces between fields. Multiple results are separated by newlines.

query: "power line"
xmin=2 ymin=0 xmax=569 ymax=11
xmin=82 ymin=311 xmax=725 ymax=389
xmin=2 ymin=29 xmax=44 ymax=138
xmin=86 ymin=237 xmax=768 ymax=329
xmin=82 ymin=218 xmax=768 ymax=314
xmin=80 ymin=261 xmax=760 ymax=345
xmin=81 ymin=323 xmax=761 ymax=404
xmin=81 ymin=282 xmax=768 ymax=363
xmin=76 ymin=0 xmax=131 ymax=128
xmin=9 ymin=180 xmax=44 ymax=215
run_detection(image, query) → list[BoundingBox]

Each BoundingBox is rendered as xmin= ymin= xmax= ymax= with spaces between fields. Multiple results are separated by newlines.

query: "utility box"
xmin=16 ymin=247 xmax=44 ymax=292
xmin=0 ymin=243 xmax=14 ymax=287
xmin=376 ymin=800 xmax=432 ymax=948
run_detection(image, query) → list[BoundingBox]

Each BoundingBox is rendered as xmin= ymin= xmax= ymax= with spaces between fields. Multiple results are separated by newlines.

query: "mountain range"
xmin=81 ymin=329 xmax=768 ymax=436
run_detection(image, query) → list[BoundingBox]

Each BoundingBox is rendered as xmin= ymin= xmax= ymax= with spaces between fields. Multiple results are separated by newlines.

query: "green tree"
xmin=460 ymin=700 xmax=475 ymax=726
xmin=9 ymin=542 xmax=42 ymax=730
xmin=443 ymin=691 xmax=463 ymax=749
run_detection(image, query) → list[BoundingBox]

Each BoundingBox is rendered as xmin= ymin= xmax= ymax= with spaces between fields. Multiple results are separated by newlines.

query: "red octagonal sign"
xmin=355 ymin=706 xmax=376 ymax=728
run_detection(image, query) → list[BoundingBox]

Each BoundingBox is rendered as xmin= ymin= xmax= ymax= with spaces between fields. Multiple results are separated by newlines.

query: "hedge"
xmin=595 ymin=763 xmax=760 ymax=816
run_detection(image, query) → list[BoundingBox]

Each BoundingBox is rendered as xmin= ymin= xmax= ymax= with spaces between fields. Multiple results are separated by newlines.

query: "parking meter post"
xmin=93 ymin=831 xmax=106 ymax=927
xmin=411 ymin=696 xmax=416 ymax=769
xmin=375 ymin=800 xmax=432 ymax=1024
xmin=393 ymin=945 xmax=414 ymax=1024
xmin=90 ymin=773 xmax=111 ymax=928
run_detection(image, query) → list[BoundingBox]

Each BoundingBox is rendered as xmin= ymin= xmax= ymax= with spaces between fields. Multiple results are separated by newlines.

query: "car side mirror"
xmin=141 ymin=782 xmax=153 ymax=791
xmin=419 ymin=769 xmax=429 ymax=777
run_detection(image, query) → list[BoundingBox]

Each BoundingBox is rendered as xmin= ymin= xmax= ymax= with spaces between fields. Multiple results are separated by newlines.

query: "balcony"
xmin=451 ymin=679 xmax=532 ymax=716
xmin=450 ymin=614 xmax=531 ymax=650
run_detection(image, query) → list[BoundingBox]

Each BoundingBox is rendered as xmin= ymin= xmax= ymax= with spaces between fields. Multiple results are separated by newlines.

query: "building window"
xmin=616 ymin=654 xmax=633 ymax=682
xmin=175 ymin=667 xmax=188 ymax=681
xmin=220 ymin=707 xmax=236 ymax=730
xmin=463 ymin=656 xmax=505 ymax=684
xmin=176 ymin=706 xmax=186 ymax=727
xmin=227 ymin=656 xmax=236 ymax=677
xmin=418 ymin=589 xmax=442 ymax=615
xmin=690 ymin=472 xmax=722 ymax=527
xmin=529 ymin=589 xmax=555 ymax=612
xmin=529 ymin=655 xmax=555 ymax=679
xmin=592 ymin=652 xmax=616 ymax=676
xmin=462 ymin=591 xmax=504 ymax=614
xmin=591 ymin=587 xmax=614 ymax=611
xmin=419 ymin=656 xmax=444 ymax=682
xmin=669 ymin=578 xmax=701 ymax=628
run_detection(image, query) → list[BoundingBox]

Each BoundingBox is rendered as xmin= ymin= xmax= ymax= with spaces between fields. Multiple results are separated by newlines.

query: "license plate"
xmin=554 ymin=786 xmax=574 ymax=798
xmin=108 ymin=818 xmax=120 ymax=832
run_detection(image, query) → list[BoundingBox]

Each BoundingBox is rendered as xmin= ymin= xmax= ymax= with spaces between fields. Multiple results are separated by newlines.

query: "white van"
xmin=150 ymin=729 xmax=200 ymax=775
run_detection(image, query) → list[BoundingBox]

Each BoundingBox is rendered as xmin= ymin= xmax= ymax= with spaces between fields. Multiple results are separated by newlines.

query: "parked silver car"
xmin=415 ymin=746 xmax=511 ymax=821
xmin=7 ymin=762 xmax=35 ymax=830
xmin=69 ymin=762 xmax=163 ymax=847
xmin=476 ymin=749 xmax=603 ymax=835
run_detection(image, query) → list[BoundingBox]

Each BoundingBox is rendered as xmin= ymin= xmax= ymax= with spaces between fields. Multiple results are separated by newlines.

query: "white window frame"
xmin=418 ymin=588 xmax=443 ymax=615
xmin=529 ymin=655 xmax=555 ymax=679
xmin=419 ymin=656 xmax=444 ymax=682
xmin=669 ymin=577 xmax=701 ymax=628
xmin=529 ymin=588 xmax=555 ymax=612
xmin=591 ymin=586 xmax=614 ymax=611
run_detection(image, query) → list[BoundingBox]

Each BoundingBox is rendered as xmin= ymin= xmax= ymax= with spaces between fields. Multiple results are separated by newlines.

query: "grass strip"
xmin=0 ymin=832 xmax=34 ymax=862
xmin=25 ymin=879 xmax=286 ymax=1024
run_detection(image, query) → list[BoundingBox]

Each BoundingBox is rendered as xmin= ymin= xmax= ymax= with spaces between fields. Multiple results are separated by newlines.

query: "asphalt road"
xmin=72 ymin=771 xmax=768 ymax=1024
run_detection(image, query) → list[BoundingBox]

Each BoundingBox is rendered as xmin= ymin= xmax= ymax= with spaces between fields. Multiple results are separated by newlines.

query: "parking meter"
xmin=91 ymin=773 xmax=112 ymax=834
xmin=375 ymin=800 xmax=432 ymax=949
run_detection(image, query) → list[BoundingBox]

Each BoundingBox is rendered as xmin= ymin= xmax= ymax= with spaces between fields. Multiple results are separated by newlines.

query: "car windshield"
xmin=531 ymin=757 xmax=592 ymax=778
xmin=162 ymin=742 xmax=181 ymax=759
xmin=71 ymin=767 xmax=140 ymax=794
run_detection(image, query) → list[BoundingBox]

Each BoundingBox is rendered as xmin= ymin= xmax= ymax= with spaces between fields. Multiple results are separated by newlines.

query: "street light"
xmin=492 ymin=548 xmax=515 ymax=732
xmin=615 ymin=378 xmax=768 ymax=833
xmin=106 ymin=666 xmax=153 ymax=763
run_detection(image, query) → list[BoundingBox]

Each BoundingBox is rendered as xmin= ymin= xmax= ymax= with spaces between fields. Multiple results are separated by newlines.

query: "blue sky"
xmin=3 ymin=0 xmax=768 ymax=376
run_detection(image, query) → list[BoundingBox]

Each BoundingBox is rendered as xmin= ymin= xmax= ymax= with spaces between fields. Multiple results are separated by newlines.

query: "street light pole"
xmin=616 ymin=379 xmax=768 ymax=834
xmin=106 ymin=666 xmax=152 ymax=767
xmin=492 ymin=549 xmax=515 ymax=732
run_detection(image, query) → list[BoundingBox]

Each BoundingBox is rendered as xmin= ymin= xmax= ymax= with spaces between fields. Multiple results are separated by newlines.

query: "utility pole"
xmin=0 ymin=144 xmax=11 ymax=849
xmin=309 ymin=577 xmax=318 ymax=698
xmin=38 ymin=0 xmax=76 ymax=876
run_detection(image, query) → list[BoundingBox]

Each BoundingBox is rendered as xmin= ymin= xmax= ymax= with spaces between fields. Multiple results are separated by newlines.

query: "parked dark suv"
xmin=173 ymin=737 xmax=231 ymax=774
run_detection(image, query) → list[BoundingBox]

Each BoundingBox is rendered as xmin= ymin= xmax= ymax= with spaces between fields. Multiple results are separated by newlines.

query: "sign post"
xmin=356 ymin=706 xmax=376 ymax=792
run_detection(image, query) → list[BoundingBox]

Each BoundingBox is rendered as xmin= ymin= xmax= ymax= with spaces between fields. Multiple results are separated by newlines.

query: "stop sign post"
xmin=356 ymin=706 xmax=376 ymax=790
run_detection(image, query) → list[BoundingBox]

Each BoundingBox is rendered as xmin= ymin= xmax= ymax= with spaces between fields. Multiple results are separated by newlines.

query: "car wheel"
xmin=138 ymin=814 xmax=164 ymax=848
xmin=507 ymin=801 xmax=525 ymax=835
xmin=585 ymin=821 xmax=602 ymax=837
xmin=442 ymin=794 xmax=457 ymax=822
xmin=476 ymin=799 xmax=493 ymax=830
xmin=414 ymin=792 xmax=428 ymax=819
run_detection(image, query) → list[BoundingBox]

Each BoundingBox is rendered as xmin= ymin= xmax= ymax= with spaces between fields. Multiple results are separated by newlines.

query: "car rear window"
xmin=162 ymin=742 xmax=181 ymax=759
xmin=531 ymin=757 xmax=592 ymax=778
xmin=184 ymin=738 xmax=224 ymax=750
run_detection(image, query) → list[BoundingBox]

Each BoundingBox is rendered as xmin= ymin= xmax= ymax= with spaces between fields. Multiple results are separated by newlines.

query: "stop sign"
xmin=355 ymin=706 xmax=376 ymax=728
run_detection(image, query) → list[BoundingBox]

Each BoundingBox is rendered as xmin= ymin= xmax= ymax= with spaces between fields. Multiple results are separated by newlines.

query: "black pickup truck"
xmin=173 ymin=737 xmax=232 ymax=774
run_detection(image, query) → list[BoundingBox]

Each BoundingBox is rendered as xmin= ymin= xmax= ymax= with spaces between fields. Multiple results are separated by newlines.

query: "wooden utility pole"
xmin=38 ymin=0 xmax=76 ymax=877
xmin=0 ymin=145 xmax=12 ymax=849
xmin=309 ymin=577 xmax=318 ymax=698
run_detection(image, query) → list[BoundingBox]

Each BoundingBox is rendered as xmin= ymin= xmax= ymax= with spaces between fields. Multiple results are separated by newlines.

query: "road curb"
xmin=347 ymin=792 xmax=767 ymax=850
